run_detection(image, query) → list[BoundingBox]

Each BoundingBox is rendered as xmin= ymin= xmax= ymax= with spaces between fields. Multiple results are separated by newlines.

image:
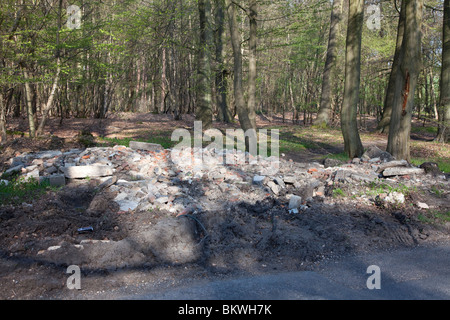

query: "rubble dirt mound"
xmin=0 ymin=143 xmax=449 ymax=299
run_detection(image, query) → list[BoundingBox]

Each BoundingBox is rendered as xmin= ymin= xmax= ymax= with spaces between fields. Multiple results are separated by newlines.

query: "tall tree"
xmin=247 ymin=0 xmax=258 ymax=130
xmin=341 ymin=0 xmax=365 ymax=159
xmin=377 ymin=0 xmax=406 ymax=133
xmin=214 ymin=0 xmax=232 ymax=123
xmin=197 ymin=0 xmax=213 ymax=129
xmin=315 ymin=0 xmax=343 ymax=127
xmin=225 ymin=0 xmax=257 ymax=135
xmin=0 ymin=91 xmax=6 ymax=142
xmin=436 ymin=0 xmax=450 ymax=143
xmin=36 ymin=0 xmax=63 ymax=136
xmin=387 ymin=0 xmax=423 ymax=161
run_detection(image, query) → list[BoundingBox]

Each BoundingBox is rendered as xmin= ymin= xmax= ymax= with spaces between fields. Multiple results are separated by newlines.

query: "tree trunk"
xmin=377 ymin=0 xmax=406 ymax=133
xmin=315 ymin=0 xmax=343 ymax=127
xmin=36 ymin=58 xmax=60 ymax=136
xmin=387 ymin=0 xmax=423 ymax=161
xmin=341 ymin=0 xmax=365 ymax=159
xmin=23 ymin=69 xmax=36 ymax=138
xmin=436 ymin=0 xmax=450 ymax=143
xmin=247 ymin=0 xmax=258 ymax=130
xmin=0 ymin=91 xmax=6 ymax=143
xmin=214 ymin=0 xmax=232 ymax=123
xmin=225 ymin=0 xmax=256 ymax=134
xmin=160 ymin=47 xmax=166 ymax=114
xmin=197 ymin=0 xmax=213 ymax=129
xmin=37 ymin=0 xmax=63 ymax=136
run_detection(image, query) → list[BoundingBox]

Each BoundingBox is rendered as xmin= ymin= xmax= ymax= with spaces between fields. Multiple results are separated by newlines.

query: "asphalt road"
xmin=88 ymin=243 xmax=450 ymax=300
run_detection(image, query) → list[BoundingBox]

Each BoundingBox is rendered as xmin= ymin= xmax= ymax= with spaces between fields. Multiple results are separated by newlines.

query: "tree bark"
xmin=387 ymin=0 xmax=423 ymax=161
xmin=214 ymin=0 xmax=232 ymax=123
xmin=22 ymin=68 xmax=36 ymax=138
xmin=197 ymin=0 xmax=213 ymax=129
xmin=377 ymin=0 xmax=406 ymax=133
xmin=341 ymin=0 xmax=365 ymax=159
xmin=225 ymin=0 xmax=256 ymax=134
xmin=247 ymin=0 xmax=258 ymax=130
xmin=36 ymin=0 xmax=63 ymax=136
xmin=315 ymin=0 xmax=343 ymax=127
xmin=436 ymin=0 xmax=450 ymax=143
xmin=0 ymin=91 xmax=6 ymax=143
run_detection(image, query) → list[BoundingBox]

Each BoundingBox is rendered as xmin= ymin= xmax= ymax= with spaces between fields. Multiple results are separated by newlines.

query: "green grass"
xmin=411 ymin=126 xmax=438 ymax=134
xmin=418 ymin=210 xmax=450 ymax=224
xmin=0 ymin=177 xmax=57 ymax=206
xmin=430 ymin=185 xmax=445 ymax=197
xmin=323 ymin=151 xmax=349 ymax=162
xmin=364 ymin=181 xmax=417 ymax=198
xmin=97 ymin=135 xmax=175 ymax=149
xmin=332 ymin=188 xmax=346 ymax=198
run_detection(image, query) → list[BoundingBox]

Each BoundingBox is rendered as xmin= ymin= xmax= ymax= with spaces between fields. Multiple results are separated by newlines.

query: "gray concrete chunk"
xmin=382 ymin=167 xmax=425 ymax=177
xmin=129 ymin=141 xmax=163 ymax=152
xmin=63 ymin=166 xmax=113 ymax=179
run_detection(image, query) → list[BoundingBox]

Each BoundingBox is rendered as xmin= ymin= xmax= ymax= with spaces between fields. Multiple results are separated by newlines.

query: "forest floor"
xmin=0 ymin=113 xmax=449 ymax=300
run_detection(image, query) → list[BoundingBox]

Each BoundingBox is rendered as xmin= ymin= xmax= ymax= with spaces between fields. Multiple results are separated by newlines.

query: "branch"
xmin=230 ymin=0 xmax=248 ymax=15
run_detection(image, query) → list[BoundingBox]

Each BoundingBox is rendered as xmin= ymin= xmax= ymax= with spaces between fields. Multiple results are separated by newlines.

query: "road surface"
xmin=85 ymin=243 xmax=450 ymax=300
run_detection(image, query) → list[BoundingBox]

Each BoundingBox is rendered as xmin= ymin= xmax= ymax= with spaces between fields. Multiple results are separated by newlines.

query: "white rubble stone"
xmin=289 ymin=195 xmax=302 ymax=210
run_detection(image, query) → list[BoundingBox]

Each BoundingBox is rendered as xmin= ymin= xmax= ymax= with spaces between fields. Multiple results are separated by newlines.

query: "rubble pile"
xmin=1 ymin=143 xmax=447 ymax=216
xmin=1 ymin=143 xmax=449 ymax=270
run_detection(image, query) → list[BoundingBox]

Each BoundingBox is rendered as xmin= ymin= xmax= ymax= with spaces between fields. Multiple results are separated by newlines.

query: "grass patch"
xmin=411 ymin=126 xmax=438 ymax=134
xmin=332 ymin=188 xmax=346 ymax=198
xmin=98 ymin=135 xmax=175 ymax=149
xmin=365 ymin=181 xmax=416 ymax=197
xmin=323 ymin=151 xmax=349 ymax=162
xmin=0 ymin=177 xmax=57 ymax=206
xmin=418 ymin=210 xmax=450 ymax=225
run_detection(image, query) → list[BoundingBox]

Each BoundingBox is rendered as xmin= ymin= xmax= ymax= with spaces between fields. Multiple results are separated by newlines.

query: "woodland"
xmin=0 ymin=0 xmax=449 ymax=161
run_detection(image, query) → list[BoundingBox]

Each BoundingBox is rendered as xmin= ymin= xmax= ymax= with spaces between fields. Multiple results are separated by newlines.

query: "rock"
xmin=288 ymin=195 xmax=302 ymax=210
xmin=385 ymin=192 xmax=405 ymax=205
xmin=417 ymin=202 xmax=429 ymax=210
xmin=351 ymin=173 xmax=377 ymax=183
xmin=10 ymin=156 xmax=26 ymax=167
xmin=253 ymin=175 xmax=266 ymax=185
xmin=376 ymin=160 xmax=409 ymax=173
xmin=334 ymin=170 xmax=350 ymax=183
xmin=283 ymin=176 xmax=296 ymax=184
xmin=0 ymin=180 xmax=9 ymax=186
xmin=34 ymin=150 xmax=63 ymax=159
xmin=3 ymin=165 xmax=24 ymax=177
xmin=382 ymin=167 xmax=425 ymax=177
xmin=96 ymin=176 xmax=118 ymax=191
xmin=116 ymin=199 xmax=139 ymax=212
xmin=155 ymin=196 xmax=169 ymax=204
xmin=267 ymin=180 xmax=279 ymax=195
xmin=323 ymin=158 xmax=344 ymax=168
xmin=31 ymin=159 xmax=44 ymax=166
xmin=419 ymin=162 xmax=442 ymax=176
xmin=362 ymin=146 xmax=394 ymax=162
xmin=208 ymin=170 xmax=225 ymax=181
xmin=63 ymin=165 xmax=113 ymax=179
xmin=274 ymin=177 xmax=286 ymax=188
xmin=129 ymin=141 xmax=163 ymax=152
xmin=25 ymin=169 xmax=40 ymax=181
xmin=45 ymin=166 xmax=58 ymax=175
xmin=352 ymin=158 xmax=361 ymax=164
